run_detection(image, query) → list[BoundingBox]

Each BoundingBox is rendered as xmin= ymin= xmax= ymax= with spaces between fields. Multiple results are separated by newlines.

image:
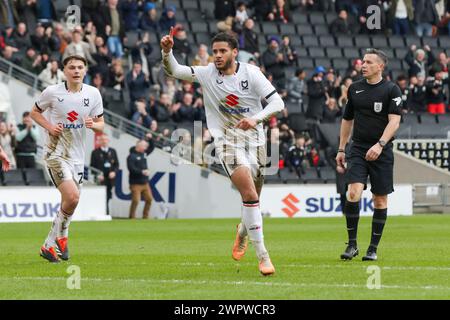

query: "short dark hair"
xmin=365 ymin=48 xmax=388 ymax=66
xmin=295 ymin=68 xmax=304 ymax=77
xmin=23 ymin=111 xmax=30 ymax=118
xmin=211 ymin=32 xmax=239 ymax=50
xmin=63 ymin=55 xmax=87 ymax=67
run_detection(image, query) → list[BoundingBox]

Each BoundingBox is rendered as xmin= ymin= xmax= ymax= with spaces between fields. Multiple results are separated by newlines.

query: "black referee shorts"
xmin=346 ymin=142 xmax=394 ymax=195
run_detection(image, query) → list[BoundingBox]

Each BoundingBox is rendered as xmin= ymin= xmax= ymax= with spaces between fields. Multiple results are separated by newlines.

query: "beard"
xmin=216 ymin=57 xmax=233 ymax=71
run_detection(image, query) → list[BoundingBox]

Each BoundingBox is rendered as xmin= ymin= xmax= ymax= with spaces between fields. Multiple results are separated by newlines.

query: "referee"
xmin=336 ymin=49 xmax=402 ymax=261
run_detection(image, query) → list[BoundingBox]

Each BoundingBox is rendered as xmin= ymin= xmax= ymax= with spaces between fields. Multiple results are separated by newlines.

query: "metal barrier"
xmin=413 ymin=183 xmax=450 ymax=207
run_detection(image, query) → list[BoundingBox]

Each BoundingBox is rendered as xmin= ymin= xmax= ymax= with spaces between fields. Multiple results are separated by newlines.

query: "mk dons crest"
xmin=374 ymin=102 xmax=382 ymax=113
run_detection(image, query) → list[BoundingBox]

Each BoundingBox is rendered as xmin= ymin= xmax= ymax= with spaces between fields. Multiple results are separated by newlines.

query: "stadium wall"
xmin=394 ymin=150 xmax=450 ymax=184
xmin=0 ymin=186 xmax=109 ymax=222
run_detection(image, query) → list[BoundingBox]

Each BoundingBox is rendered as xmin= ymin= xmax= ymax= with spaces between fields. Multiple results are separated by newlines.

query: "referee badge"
xmin=374 ymin=102 xmax=383 ymax=113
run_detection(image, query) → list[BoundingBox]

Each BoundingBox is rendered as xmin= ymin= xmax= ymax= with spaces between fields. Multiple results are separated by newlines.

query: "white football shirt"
xmin=192 ymin=62 xmax=277 ymax=147
xmin=35 ymin=82 xmax=104 ymax=165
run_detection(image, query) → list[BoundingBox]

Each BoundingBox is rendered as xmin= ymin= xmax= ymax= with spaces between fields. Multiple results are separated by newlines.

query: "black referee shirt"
xmin=343 ymin=78 xmax=402 ymax=145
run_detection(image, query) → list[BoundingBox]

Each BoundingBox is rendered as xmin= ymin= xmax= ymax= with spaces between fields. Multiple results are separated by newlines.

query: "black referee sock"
xmin=369 ymin=208 xmax=388 ymax=252
xmin=344 ymin=200 xmax=360 ymax=247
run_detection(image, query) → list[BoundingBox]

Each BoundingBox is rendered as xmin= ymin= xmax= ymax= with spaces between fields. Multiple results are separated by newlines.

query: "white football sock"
xmin=242 ymin=201 xmax=268 ymax=260
xmin=44 ymin=214 xmax=63 ymax=248
xmin=58 ymin=209 xmax=73 ymax=238
xmin=238 ymin=220 xmax=247 ymax=237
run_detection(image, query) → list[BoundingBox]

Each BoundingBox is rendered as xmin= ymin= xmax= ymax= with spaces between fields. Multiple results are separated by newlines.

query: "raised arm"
xmin=160 ymin=27 xmax=195 ymax=82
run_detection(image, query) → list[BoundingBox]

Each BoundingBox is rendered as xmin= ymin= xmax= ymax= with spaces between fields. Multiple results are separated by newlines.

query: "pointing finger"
xmin=169 ymin=26 xmax=174 ymax=39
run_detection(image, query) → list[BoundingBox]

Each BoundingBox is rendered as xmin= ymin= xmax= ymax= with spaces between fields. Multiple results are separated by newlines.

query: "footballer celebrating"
xmin=30 ymin=55 xmax=104 ymax=262
xmin=161 ymin=30 xmax=284 ymax=276
xmin=336 ymin=49 xmax=402 ymax=261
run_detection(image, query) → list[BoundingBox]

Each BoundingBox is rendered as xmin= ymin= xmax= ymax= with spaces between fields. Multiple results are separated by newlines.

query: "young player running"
xmin=30 ymin=55 xmax=104 ymax=262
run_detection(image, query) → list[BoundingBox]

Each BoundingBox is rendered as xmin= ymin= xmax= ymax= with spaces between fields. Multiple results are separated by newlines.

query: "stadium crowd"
xmin=1 ymin=0 xmax=450 ymax=178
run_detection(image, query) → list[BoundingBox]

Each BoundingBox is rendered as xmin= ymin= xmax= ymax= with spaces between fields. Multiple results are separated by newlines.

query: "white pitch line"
xmin=178 ymin=262 xmax=450 ymax=272
xmin=1 ymin=261 xmax=449 ymax=272
xmin=0 ymin=276 xmax=449 ymax=291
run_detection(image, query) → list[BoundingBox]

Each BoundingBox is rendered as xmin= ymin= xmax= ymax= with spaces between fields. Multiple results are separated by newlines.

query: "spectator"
xmin=36 ymin=0 xmax=56 ymax=26
xmin=405 ymin=45 xmax=434 ymax=78
xmin=192 ymin=44 xmax=214 ymax=67
xmin=82 ymin=0 xmax=102 ymax=24
xmin=12 ymin=22 xmax=31 ymax=52
xmin=30 ymin=23 xmax=50 ymax=54
xmin=194 ymin=97 xmax=206 ymax=123
xmin=126 ymin=61 xmax=150 ymax=112
xmin=159 ymin=5 xmax=177 ymax=33
xmin=307 ymin=144 xmax=324 ymax=168
xmin=91 ymin=45 xmax=112 ymax=78
xmin=287 ymin=68 xmax=307 ymax=112
xmin=430 ymin=52 xmax=450 ymax=78
xmin=90 ymin=133 xmax=119 ymax=215
xmin=262 ymin=36 xmax=287 ymax=90
xmin=0 ymin=121 xmax=16 ymax=169
xmin=249 ymin=0 xmax=272 ymax=21
xmin=214 ymin=0 xmax=236 ymax=21
xmin=2 ymin=26 xmax=17 ymax=49
xmin=172 ymin=24 xmax=191 ymax=65
xmin=21 ymin=47 xmax=43 ymax=74
xmin=306 ymin=66 xmax=327 ymax=121
xmin=173 ymin=93 xmax=196 ymax=123
xmin=131 ymin=31 xmax=154 ymax=74
xmin=346 ymin=58 xmax=364 ymax=81
xmin=388 ymin=0 xmax=414 ymax=35
xmin=38 ymin=59 xmax=65 ymax=85
xmin=268 ymin=0 xmax=291 ymax=23
xmin=92 ymin=72 xmax=107 ymax=97
xmin=238 ymin=18 xmax=260 ymax=58
xmin=280 ymin=35 xmax=297 ymax=66
xmin=0 ymin=0 xmax=20 ymax=27
xmin=53 ymin=23 xmax=69 ymax=56
xmin=175 ymin=80 xmax=196 ymax=103
xmin=63 ymin=30 xmax=97 ymax=67
xmin=127 ymin=139 xmax=153 ymax=219
xmin=83 ymin=21 xmax=98 ymax=54
xmin=324 ymin=68 xmax=342 ymax=99
xmin=396 ymin=74 xmax=410 ymax=113
xmin=338 ymin=77 xmax=353 ymax=108
xmin=330 ymin=10 xmax=358 ymax=36
xmin=426 ymin=71 xmax=447 ymax=115
xmin=414 ymin=0 xmax=439 ymax=36
xmin=108 ymin=59 xmax=125 ymax=90
xmin=15 ymin=111 xmax=38 ymax=169
xmin=16 ymin=0 xmax=37 ymax=30
xmin=131 ymin=98 xmax=153 ymax=129
xmin=322 ymin=98 xmax=342 ymax=123
xmin=120 ymin=0 xmax=142 ymax=32
xmin=1 ymin=45 xmax=20 ymax=64
xmin=140 ymin=2 xmax=160 ymax=34
xmin=407 ymin=75 xmax=427 ymax=114
xmin=287 ymin=135 xmax=307 ymax=177
xmin=101 ymin=0 xmax=126 ymax=59
xmin=235 ymin=1 xmax=249 ymax=25
xmin=150 ymin=92 xmax=173 ymax=122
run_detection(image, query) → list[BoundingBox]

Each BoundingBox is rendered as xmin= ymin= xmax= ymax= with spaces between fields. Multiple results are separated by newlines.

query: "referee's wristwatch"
xmin=378 ymin=140 xmax=386 ymax=148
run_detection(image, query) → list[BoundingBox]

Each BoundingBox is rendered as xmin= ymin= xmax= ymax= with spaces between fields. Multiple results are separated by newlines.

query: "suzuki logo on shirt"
xmin=225 ymin=94 xmax=239 ymax=107
xmin=67 ymin=111 xmax=79 ymax=122
xmin=64 ymin=111 xmax=84 ymax=129
xmin=219 ymin=94 xmax=250 ymax=114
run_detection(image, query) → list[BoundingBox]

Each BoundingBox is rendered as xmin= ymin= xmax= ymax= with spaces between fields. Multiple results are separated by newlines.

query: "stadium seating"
xmin=1 ymin=170 xmax=26 ymax=186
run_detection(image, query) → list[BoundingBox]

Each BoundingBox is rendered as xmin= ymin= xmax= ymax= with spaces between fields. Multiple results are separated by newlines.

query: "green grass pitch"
xmin=0 ymin=215 xmax=449 ymax=299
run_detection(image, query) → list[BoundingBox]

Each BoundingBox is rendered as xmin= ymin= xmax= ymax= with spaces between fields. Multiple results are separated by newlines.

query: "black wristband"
xmin=338 ymin=149 xmax=345 ymax=153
